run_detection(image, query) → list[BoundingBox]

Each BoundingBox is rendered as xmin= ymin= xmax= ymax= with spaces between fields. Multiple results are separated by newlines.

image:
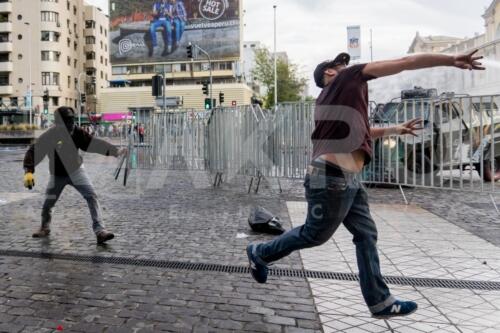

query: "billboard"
xmin=110 ymin=0 xmax=241 ymax=64
xmin=347 ymin=25 xmax=361 ymax=60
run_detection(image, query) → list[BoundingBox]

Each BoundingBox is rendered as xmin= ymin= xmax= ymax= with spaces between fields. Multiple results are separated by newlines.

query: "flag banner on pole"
xmin=347 ymin=25 xmax=361 ymax=60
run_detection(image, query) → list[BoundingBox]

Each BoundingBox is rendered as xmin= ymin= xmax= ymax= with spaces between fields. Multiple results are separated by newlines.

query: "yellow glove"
xmin=24 ymin=172 xmax=35 ymax=190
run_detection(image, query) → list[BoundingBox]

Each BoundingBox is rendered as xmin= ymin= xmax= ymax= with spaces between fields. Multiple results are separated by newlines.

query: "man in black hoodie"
xmin=23 ymin=107 xmax=127 ymax=244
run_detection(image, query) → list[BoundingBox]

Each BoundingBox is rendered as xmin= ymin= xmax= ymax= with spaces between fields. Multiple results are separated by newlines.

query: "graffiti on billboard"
xmin=110 ymin=0 xmax=241 ymax=63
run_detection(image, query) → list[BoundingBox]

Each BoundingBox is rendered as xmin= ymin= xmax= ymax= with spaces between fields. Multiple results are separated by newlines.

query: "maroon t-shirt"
xmin=311 ymin=64 xmax=376 ymax=164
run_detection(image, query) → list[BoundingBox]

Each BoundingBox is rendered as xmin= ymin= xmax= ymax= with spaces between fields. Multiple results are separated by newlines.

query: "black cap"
xmin=313 ymin=52 xmax=351 ymax=88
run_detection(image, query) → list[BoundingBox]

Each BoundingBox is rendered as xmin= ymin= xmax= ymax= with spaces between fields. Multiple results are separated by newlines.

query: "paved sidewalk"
xmin=1 ymin=150 xmax=500 ymax=332
xmin=288 ymin=202 xmax=500 ymax=333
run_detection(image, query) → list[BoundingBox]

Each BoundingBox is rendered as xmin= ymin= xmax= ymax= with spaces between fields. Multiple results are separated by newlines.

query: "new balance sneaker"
xmin=246 ymin=244 xmax=269 ymax=284
xmin=32 ymin=228 xmax=50 ymax=238
xmin=96 ymin=230 xmax=115 ymax=244
xmin=372 ymin=300 xmax=418 ymax=319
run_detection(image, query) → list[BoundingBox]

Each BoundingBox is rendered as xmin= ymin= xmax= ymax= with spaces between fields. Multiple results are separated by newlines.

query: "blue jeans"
xmin=255 ymin=173 xmax=395 ymax=313
xmin=149 ymin=19 xmax=172 ymax=47
xmin=173 ymin=18 xmax=185 ymax=43
xmin=41 ymin=167 xmax=105 ymax=234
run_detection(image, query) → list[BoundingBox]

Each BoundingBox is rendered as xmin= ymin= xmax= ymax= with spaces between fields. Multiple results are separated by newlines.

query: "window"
xmin=74 ymin=59 xmax=77 ymax=68
xmin=41 ymin=11 xmax=59 ymax=23
xmin=85 ymin=20 xmax=95 ymax=29
xmin=104 ymin=29 xmax=107 ymax=37
xmin=17 ymin=54 xmax=22 ymax=60
xmin=73 ymin=5 xmax=77 ymax=15
xmin=0 ymin=33 xmax=9 ymax=43
xmin=0 ymin=53 xmax=9 ymax=62
xmin=100 ymin=41 xmax=103 ymax=49
xmin=74 ymin=41 xmax=77 ymax=51
xmin=42 ymin=72 xmax=60 ymax=86
xmin=67 ymin=19 xmax=70 ymax=28
xmin=66 ymin=0 xmax=70 ymax=10
xmin=41 ymin=0 xmax=59 ymax=2
xmin=86 ymin=51 xmax=95 ymax=60
xmin=85 ymin=36 xmax=95 ymax=44
xmin=142 ymin=65 xmax=154 ymax=73
xmin=180 ymin=63 xmax=187 ymax=72
xmin=100 ymin=25 xmax=103 ymax=34
xmin=17 ymin=15 xmax=22 ymax=21
xmin=41 ymin=51 xmax=60 ymax=61
xmin=100 ymin=55 xmax=103 ymax=64
xmin=67 ymin=56 xmax=71 ymax=66
xmin=67 ymin=38 xmax=70 ymax=47
xmin=105 ymin=44 xmax=107 ymax=52
xmin=41 ymin=31 xmax=60 ymax=42
xmin=18 ymin=78 xmax=23 ymax=84
xmin=0 ymin=72 xmax=10 ymax=86
xmin=105 ymin=58 xmax=108 ymax=66
xmin=112 ymin=66 xmax=127 ymax=75
xmin=10 ymin=97 xmax=18 ymax=106
xmin=17 ymin=34 xmax=22 ymax=40
xmin=100 ymin=71 xmax=103 ymax=79
xmin=67 ymin=75 xmax=71 ymax=88
xmin=86 ymin=68 xmax=96 ymax=76
xmin=0 ymin=13 xmax=9 ymax=23
xmin=51 ymin=97 xmax=59 ymax=106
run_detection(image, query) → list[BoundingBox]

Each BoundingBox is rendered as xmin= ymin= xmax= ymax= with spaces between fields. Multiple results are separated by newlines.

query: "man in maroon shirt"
xmin=247 ymin=51 xmax=484 ymax=318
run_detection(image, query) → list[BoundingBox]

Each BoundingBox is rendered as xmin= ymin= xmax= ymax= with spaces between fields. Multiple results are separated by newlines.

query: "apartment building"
xmin=0 ymin=0 xmax=110 ymax=125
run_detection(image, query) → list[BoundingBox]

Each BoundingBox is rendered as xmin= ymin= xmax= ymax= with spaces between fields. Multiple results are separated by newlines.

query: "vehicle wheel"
xmin=404 ymin=152 xmax=438 ymax=185
xmin=482 ymin=157 xmax=500 ymax=182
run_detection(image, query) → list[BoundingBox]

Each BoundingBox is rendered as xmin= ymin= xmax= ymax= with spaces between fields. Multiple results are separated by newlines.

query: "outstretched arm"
xmin=363 ymin=50 xmax=485 ymax=79
xmin=371 ymin=119 xmax=423 ymax=139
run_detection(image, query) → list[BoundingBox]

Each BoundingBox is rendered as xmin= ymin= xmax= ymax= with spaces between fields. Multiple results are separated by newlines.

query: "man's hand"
xmin=453 ymin=50 xmax=485 ymax=71
xmin=23 ymin=172 xmax=35 ymax=190
xmin=117 ymin=148 xmax=128 ymax=157
xmin=396 ymin=119 xmax=424 ymax=136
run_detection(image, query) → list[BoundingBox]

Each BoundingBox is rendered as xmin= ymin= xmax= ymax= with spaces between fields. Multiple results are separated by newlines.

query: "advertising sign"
xmin=110 ymin=0 xmax=241 ymax=64
xmin=347 ymin=25 xmax=361 ymax=60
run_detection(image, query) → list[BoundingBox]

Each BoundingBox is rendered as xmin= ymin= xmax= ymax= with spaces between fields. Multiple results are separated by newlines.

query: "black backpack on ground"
xmin=248 ymin=206 xmax=286 ymax=235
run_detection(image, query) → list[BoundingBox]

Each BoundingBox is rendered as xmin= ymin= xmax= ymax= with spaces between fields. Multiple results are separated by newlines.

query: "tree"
xmin=252 ymin=48 xmax=307 ymax=109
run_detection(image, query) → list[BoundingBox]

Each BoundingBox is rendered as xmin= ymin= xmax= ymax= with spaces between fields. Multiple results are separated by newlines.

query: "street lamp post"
xmin=24 ymin=22 xmax=32 ymax=126
xmin=273 ymin=5 xmax=277 ymax=110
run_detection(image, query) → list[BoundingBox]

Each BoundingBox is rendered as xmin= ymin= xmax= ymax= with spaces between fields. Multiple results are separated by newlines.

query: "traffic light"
xmin=187 ymin=44 xmax=193 ymax=58
xmin=219 ymin=92 xmax=224 ymax=104
xmin=202 ymin=81 xmax=209 ymax=95
xmin=204 ymin=98 xmax=211 ymax=110
xmin=152 ymin=75 xmax=163 ymax=97
xmin=80 ymin=93 xmax=86 ymax=103
xmin=43 ymin=106 xmax=48 ymax=115
xmin=42 ymin=89 xmax=49 ymax=103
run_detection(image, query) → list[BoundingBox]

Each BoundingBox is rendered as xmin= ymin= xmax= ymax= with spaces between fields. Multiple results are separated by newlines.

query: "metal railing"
xmin=127 ymin=96 xmax=500 ymax=200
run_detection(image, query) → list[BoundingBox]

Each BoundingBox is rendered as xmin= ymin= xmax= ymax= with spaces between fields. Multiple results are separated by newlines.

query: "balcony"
xmin=0 ymin=61 xmax=12 ymax=71
xmin=0 ymin=85 xmax=13 ymax=95
xmin=0 ymin=22 xmax=12 ymax=32
xmin=0 ymin=41 xmax=12 ymax=52
xmin=85 ymin=59 xmax=97 ymax=68
xmin=0 ymin=1 xmax=12 ymax=13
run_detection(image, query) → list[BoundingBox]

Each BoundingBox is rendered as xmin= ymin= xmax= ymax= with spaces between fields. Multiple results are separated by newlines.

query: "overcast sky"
xmin=87 ymin=0 xmax=493 ymax=95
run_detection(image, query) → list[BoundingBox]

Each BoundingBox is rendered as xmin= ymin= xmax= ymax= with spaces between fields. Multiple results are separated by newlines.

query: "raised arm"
xmin=363 ymin=50 xmax=485 ymax=79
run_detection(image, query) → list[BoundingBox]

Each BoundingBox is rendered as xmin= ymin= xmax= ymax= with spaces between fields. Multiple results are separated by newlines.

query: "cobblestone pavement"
xmin=0 ymin=149 xmax=320 ymax=332
xmin=1 ymin=147 xmax=500 ymax=332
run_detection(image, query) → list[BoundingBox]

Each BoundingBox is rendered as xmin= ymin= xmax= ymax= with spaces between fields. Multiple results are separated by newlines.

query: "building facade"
xmin=103 ymin=0 xmax=251 ymax=112
xmin=0 ymin=0 xmax=110 ymax=125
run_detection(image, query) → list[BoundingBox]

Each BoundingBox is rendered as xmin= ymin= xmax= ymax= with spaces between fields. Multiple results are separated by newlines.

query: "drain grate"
xmin=2 ymin=249 xmax=500 ymax=291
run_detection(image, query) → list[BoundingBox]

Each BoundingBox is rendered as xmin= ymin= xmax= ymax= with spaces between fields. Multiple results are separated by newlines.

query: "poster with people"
xmin=110 ymin=0 xmax=241 ymax=63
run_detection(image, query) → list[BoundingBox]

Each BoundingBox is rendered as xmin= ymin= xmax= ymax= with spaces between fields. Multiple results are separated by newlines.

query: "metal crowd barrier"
xmin=129 ymin=97 xmax=499 ymax=203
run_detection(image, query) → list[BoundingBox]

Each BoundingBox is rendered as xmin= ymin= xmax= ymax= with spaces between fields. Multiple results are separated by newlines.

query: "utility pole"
xmin=370 ymin=29 xmax=373 ymax=62
xmin=191 ymin=43 xmax=213 ymax=109
xmin=24 ymin=22 xmax=32 ymax=126
xmin=273 ymin=5 xmax=277 ymax=110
